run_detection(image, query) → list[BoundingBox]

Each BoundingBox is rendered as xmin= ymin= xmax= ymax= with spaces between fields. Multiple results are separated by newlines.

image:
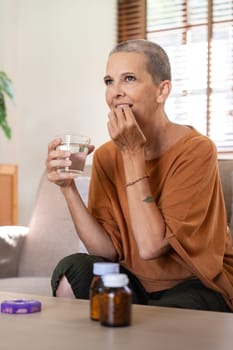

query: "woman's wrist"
xmin=60 ymin=180 xmax=76 ymax=195
xmin=122 ymin=148 xmax=147 ymax=184
xmin=125 ymin=174 xmax=149 ymax=187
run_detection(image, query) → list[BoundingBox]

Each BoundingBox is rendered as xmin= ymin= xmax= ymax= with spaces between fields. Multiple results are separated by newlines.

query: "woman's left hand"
xmin=107 ymin=106 xmax=146 ymax=153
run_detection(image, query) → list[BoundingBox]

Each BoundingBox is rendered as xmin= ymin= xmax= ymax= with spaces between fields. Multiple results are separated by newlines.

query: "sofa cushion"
xmin=218 ymin=159 xmax=233 ymax=224
xmin=0 ymin=277 xmax=52 ymax=295
xmin=230 ymin=172 xmax=233 ymax=234
xmin=18 ymin=174 xmax=89 ymax=277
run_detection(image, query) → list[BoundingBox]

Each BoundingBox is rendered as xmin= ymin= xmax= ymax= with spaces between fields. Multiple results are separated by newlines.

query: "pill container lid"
xmin=1 ymin=299 xmax=42 ymax=314
xmin=102 ymin=273 xmax=129 ymax=287
xmin=93 ymin=262 xmax=119 ymax=275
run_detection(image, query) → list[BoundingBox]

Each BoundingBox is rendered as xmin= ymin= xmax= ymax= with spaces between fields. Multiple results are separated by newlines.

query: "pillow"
xmin=0 ymin=226 xmax=28 ymax=277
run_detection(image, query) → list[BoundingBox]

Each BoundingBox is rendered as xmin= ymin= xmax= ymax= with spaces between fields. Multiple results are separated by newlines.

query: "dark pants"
xmin=51 ymin=253 xmax=231 ymax=312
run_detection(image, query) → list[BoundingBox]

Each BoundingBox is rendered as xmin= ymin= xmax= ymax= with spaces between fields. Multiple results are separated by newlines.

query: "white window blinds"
xmin=147 ymin=0 xmax=233 ymax=152
xmin=118 ymin=0 xmax=146 ymax=42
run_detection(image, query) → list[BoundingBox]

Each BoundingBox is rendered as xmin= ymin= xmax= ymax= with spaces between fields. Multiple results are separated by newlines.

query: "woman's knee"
xmin=55 ymin=275 xmax=75 ymax=298
xmin=51 ymin=253 xmax=106 ymax=299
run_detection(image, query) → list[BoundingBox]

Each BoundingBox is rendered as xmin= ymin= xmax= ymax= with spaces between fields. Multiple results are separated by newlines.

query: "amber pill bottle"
xmin=89 ymin=262 xmax=119 ymax=321
xmin=99 ymin=273 xmax=132 ymax=327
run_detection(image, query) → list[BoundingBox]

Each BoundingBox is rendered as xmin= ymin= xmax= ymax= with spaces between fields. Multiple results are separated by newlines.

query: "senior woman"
xmin=46 ymin=39 xmax=233 ymax=312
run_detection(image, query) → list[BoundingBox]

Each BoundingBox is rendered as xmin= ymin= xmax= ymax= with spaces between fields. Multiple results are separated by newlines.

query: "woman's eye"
xmin=125 ymin=75 xmax=136 ymax=82
xmin=104 ymin=78 xmax=113 ymax=86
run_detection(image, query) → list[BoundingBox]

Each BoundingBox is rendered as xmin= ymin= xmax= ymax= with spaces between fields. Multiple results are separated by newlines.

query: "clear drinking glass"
xmin=56 ymin=134 xmax=90 ymax=175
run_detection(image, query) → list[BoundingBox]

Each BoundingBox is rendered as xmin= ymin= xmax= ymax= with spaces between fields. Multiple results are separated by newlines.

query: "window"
xmin=117 ymin=0 xmax=233 ymax=153
xmin=118 ymin=0 xmax=146 ymax=42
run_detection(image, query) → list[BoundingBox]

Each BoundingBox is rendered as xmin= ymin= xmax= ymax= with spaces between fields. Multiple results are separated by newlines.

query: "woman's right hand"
xmin=46 ymin=138 xmax=75 ymax=187
xmin=46 ymin=138 xmax=95 ymax=187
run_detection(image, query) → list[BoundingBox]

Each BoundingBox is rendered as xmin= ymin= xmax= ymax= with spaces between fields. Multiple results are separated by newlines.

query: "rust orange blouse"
xmin=88 ymin=128 xmax=233 ymax=310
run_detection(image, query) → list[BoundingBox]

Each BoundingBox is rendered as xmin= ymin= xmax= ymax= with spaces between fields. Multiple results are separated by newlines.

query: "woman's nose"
xmin=111 ymin=82 xmax=125 ymax=97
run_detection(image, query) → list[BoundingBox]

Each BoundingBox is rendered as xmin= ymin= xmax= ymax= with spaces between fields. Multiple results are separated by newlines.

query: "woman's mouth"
xmin=115 ymin=103 xmax=133 ymax=108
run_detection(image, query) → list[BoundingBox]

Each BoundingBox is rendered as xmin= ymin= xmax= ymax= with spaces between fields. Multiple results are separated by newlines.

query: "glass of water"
xmin=56 ymin=134 xmax=90 ymax=175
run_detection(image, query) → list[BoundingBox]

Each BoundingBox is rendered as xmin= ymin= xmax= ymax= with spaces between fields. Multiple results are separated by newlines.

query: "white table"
xmin=0 ymin=291 xmax=232 ymax=350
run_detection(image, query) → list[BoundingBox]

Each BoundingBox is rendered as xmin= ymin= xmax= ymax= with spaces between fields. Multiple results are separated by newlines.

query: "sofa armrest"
xmin=0 ymin=226 xmax=28 ymax=277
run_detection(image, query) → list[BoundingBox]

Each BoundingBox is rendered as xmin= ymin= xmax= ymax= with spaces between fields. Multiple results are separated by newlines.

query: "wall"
xmin=0 ymin=0 xmax=116 ymax=225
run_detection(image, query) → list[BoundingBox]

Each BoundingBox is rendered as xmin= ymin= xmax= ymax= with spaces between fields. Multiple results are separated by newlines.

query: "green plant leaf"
xmin=0 ymin=116 xmax=11 ymax=139
xmin=0 ymin=71 xmax=14 ymax=100
xmin=0 ymin=91 xmax=6 ymax=120
xmin=0 ymin=83 xmax=12 ymax=139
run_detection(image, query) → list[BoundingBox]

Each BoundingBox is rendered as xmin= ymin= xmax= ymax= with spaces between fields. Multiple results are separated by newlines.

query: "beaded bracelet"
xmin=125 ymin=175 xmax=149 ymax=187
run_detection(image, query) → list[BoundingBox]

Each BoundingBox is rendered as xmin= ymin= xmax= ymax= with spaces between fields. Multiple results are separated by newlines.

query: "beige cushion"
xmin=0 ymin=227 xmax=27 ymax=277
xmin=218 ymin=159 xmax=233 ymax=224
xmin=230 ymin=172 xmax=233 ymax=234
xmin=0 ymin=277 xmax=52 ymax=295
xmin=18 ymin=174 xmax=89 ymax=277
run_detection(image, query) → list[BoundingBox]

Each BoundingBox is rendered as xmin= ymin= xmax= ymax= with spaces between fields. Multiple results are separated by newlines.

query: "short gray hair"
xmin=110 ymin=39 xmax=171 ymax=84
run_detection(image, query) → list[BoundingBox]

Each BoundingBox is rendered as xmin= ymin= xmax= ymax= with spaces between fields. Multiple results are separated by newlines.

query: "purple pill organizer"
xmin=1 ymin=299 xmax=42 ymax=314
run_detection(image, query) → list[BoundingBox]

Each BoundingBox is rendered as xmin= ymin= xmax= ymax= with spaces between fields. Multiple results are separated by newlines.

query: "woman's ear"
xmin=156 ymin=81 xmax=172 ymax=103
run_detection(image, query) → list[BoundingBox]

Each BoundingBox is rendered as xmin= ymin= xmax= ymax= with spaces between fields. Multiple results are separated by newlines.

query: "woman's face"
xmin=104 ymin=51 xmax=160 ymax=125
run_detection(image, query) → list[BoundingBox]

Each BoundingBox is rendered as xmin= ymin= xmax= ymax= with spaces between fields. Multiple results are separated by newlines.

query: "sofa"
xmin=0 ymin=169 xmax=90 ymax=296
xmin=0 ymin=159 xmax=232 ymax=296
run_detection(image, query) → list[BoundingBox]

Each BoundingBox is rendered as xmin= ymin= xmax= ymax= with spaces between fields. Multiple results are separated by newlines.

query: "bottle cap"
xmin=102 ymin=273 xmax=129 ymax=287
xmin=93 ymin=262 xmax=119 ymax=276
